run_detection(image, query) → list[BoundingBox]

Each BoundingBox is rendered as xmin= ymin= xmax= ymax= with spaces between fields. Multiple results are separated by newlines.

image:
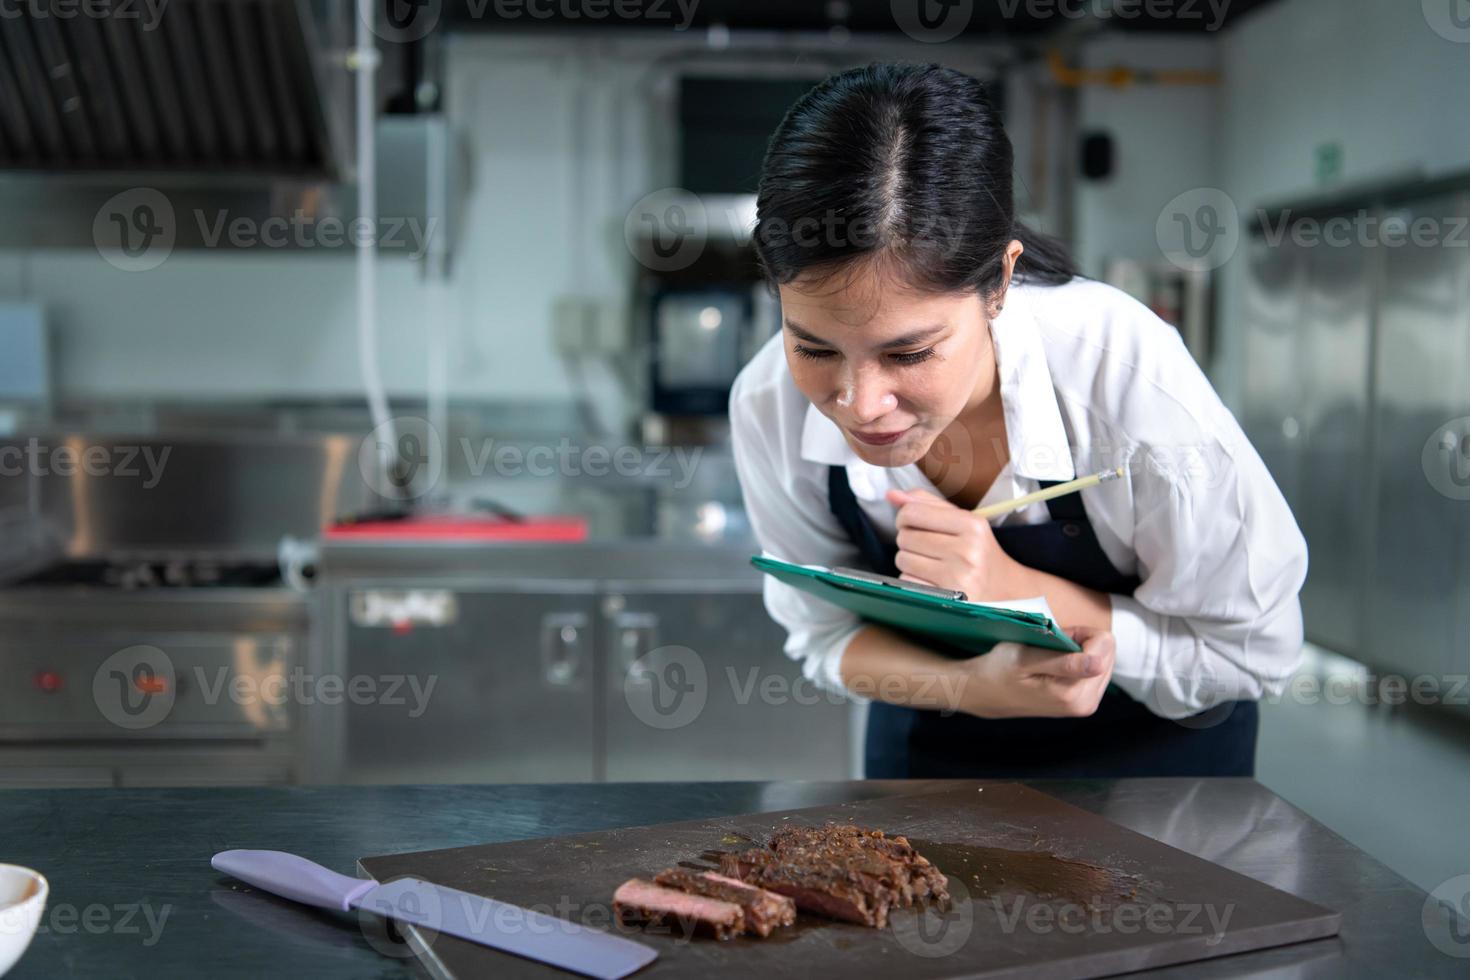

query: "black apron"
xmin=827 ymin=465 xmax=1259 ymax=779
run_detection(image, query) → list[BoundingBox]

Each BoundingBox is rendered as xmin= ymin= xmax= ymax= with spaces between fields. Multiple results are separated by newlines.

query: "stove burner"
xmin=20 ymin=559 xmax=283 ymax=590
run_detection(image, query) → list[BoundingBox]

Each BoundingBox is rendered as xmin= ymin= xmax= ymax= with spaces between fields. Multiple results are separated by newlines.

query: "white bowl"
xmin=0 ymin=865 xmax=47 ymax=977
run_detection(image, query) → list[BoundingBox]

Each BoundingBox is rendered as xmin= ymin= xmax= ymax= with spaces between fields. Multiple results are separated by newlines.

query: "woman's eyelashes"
xmin=792 ymin=345 xmax=938 ymax=366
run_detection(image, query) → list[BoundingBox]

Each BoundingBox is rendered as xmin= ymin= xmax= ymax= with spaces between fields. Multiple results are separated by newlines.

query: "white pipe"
xmin=354 ymin=0 xmax=393 ymax=480
xmin=425 ymin=117 xmax=449 ymax=482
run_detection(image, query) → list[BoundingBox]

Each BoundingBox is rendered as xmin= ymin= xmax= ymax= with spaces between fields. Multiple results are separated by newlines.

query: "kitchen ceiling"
xmin=444 ymin=0 xmax=1283 ymax=35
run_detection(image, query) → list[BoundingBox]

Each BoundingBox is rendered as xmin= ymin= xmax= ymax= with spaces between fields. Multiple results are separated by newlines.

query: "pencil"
xmin=972 ymin=466 xmax=1127 ymax=519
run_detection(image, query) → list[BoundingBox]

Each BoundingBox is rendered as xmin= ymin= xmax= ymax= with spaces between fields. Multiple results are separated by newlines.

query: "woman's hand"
xmin=886 ymin=487 xmax=1022 ymax=601
xmin=956 ymin=626 xmax=1116 ymax=719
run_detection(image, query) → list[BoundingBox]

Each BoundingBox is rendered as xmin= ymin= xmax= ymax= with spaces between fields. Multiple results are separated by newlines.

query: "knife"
xmin=211 ymin=849 xmax=658 ymax=980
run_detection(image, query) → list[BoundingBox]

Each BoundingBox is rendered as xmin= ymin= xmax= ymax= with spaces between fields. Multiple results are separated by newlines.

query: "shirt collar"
xmin=797 ymin=284 xmax=1076 ymax=484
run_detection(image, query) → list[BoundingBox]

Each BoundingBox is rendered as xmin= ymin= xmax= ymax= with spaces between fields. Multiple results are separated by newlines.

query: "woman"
xmin=730 ymin=63 xmax=1308 ymax=780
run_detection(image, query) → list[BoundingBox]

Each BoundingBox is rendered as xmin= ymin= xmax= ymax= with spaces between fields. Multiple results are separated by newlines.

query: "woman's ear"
xmin=988 ymin=239 xmax=1026 ymax=318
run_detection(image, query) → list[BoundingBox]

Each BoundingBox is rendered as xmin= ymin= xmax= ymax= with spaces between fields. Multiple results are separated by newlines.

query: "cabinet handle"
xmin=540 ymin=613 xmax=587 ymax=687
xmin=613 ymin=612 xmax=660 ymax=679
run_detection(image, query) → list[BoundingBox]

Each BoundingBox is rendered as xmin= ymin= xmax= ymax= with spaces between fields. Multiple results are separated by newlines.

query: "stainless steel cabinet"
xmin=1242 ymin=189 xmax=1470 ymax=681
xmin=601 ymin=585 xmax=852 ymax=782
xmin=315 ymin=544 xmax=859 ymax=785
xmin=328 ymin=585 xmax=599 ymax=784
xmin=1366 ymin=194 xmax=1470 ymax=679
xmin=1295 ymin=230 xmax=1375 ymax=655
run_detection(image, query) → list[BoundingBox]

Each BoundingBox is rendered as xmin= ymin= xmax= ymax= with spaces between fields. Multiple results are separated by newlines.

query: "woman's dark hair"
xmin=754 ymin=63 xmax=1076 ymax=299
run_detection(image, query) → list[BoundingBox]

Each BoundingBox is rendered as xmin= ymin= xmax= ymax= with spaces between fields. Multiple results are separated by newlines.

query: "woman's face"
xmin=778 ymin=254 xmax=1011 ymax=469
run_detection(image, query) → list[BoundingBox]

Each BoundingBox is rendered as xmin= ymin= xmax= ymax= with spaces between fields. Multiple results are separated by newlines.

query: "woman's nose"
xmin=841 ymin=373 xmax=898 ymax=423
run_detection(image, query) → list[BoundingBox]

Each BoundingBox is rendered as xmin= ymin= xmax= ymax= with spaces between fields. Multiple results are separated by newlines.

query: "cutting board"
xmin=358 ymin=783 xmax=1340 ymax=979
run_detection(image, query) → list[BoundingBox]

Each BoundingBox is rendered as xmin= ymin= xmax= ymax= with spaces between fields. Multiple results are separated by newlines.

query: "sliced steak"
xmin=612 ymin=878 xmax=744 ymax=941
xmin=769 ymin=824 xmax=950 ymax=906
xmin=652 ymin=869 xmax=797 ymax=937
xmin=719 ymin=847 xmax=894 ymax=928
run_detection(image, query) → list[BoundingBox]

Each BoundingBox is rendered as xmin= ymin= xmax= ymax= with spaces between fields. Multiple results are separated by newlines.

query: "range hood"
xmin=0 ymin=0 xmax=462 ymax=257
xmin=0 ymin=0 xmax=353 ymax=177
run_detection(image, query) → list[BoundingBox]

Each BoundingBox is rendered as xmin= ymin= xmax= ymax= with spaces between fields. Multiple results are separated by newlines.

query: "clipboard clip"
xmin=830 ymin=567 xmax=968 ymax=602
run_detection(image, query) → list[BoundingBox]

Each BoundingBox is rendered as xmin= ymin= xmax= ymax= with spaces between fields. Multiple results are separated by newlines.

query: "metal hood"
xmin=0 ymin=0 xmax=353 ymax=178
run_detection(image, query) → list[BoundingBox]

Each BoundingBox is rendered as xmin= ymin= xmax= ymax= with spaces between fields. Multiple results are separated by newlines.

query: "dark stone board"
xmin=359 ymin=782 xmax=1340 ymax=979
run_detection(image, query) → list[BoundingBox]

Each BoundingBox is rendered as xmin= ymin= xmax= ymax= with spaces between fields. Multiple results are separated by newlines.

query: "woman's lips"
xmin=849 ymin=427 xmax=908 ymax=446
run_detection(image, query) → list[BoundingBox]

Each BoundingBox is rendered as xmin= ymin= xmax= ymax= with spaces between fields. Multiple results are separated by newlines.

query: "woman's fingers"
xmin=894 ymin=550 xmax=956 ymax=589
xmin=892 ymin=496 xmax=974 ymax=534
xmin=895 ymin=527 xmax=958 ymax=560
xmin=1018 ymin=636 xmax=1114 ymax=680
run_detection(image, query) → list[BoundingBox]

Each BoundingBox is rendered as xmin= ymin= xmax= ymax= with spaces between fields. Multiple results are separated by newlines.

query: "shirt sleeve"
xmin=1107 ymin=435 xmax=1309 ymax=718
xmin=729 ymin=383 xmax=868 ymax=699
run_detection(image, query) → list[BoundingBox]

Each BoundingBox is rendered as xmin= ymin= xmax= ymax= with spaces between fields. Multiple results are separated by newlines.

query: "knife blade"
xmin=212 ymin=849 xmax=657 ymax=980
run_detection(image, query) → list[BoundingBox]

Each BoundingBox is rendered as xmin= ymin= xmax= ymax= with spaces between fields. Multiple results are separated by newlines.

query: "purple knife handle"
xmin=212 ymin=850 xmax=377 ymax=912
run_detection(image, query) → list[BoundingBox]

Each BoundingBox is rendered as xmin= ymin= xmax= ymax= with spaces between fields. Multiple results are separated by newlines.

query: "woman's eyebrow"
xmin=783 ymin=319 xmax=947 ymax=350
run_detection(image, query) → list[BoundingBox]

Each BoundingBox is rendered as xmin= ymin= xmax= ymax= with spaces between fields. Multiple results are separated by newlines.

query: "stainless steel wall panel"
xmin=1294 ymin=221 xmax=1375 ymax=656
xmin=1367 ymin=194 xmax=1470 ymax=680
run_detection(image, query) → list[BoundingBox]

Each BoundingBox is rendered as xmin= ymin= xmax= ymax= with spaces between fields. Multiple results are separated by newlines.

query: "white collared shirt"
xmin=729 ymin=277 xmax=1308 ymax=719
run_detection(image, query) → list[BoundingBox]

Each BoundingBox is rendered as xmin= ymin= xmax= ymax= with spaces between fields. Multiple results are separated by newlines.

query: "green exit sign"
xmin=1315 ymin=142 xmax=1344 ymax=186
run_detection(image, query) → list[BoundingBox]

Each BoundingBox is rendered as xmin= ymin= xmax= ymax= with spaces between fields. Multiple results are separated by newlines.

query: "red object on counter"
xmin=324 ymin=515 xmax=589 ymax=543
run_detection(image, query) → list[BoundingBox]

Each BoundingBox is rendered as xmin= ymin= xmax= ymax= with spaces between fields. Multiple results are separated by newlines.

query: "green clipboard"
xmin=752 ymin=555 xmax=1081 ymax=655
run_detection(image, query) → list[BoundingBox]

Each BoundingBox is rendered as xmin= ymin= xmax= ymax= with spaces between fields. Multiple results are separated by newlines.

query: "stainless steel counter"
xmin=2 ymin=778 xmax=1460 ymax=978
